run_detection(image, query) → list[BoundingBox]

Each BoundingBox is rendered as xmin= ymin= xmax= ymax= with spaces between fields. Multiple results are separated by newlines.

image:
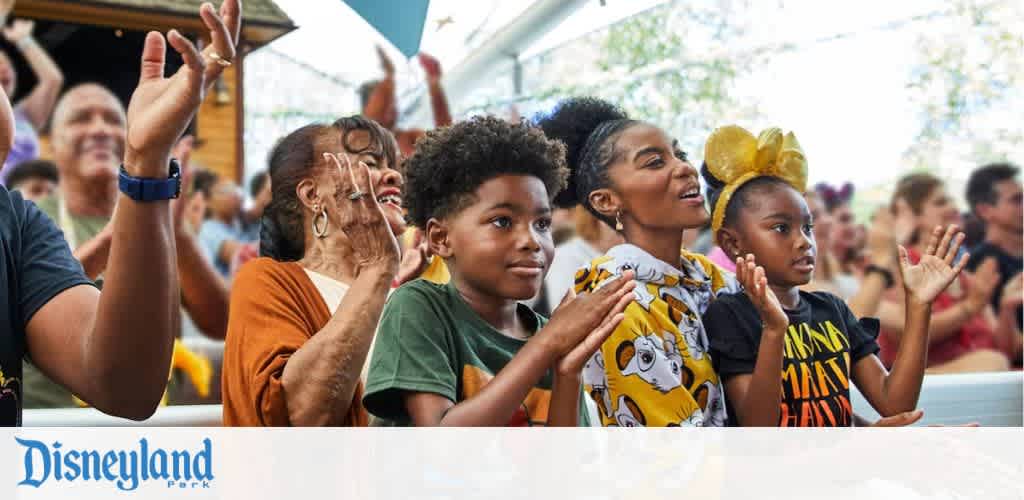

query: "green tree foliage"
xmin=904 ymin=0 xmax=1023 ymax=169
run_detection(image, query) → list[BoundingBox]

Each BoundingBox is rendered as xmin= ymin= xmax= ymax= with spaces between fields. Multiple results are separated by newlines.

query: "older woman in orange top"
xmin=222 ymin=116 xmax=406 ymax=426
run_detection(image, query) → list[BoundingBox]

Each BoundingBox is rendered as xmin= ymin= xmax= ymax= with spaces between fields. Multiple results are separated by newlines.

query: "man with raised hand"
xmin=0 ymin=0 xmax=241 ymax=425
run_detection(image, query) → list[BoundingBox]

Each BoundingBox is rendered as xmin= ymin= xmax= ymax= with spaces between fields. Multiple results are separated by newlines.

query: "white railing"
xmin=24 ymin=404 xmax=222 ymax=427
xmin=21 ymin=372 xmax=1023 ymax=427
xmin=852 ymin=371 xmax=1023 ymax=426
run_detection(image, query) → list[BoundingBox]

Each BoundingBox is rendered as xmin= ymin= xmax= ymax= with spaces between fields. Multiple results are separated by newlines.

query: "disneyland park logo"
xmin=15 ymin=437 xmax=214 ymax=491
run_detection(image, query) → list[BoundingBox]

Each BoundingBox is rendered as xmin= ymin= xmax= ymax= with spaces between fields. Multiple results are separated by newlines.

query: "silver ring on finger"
xmin=348 ymin=191 xmax=366 ymax=201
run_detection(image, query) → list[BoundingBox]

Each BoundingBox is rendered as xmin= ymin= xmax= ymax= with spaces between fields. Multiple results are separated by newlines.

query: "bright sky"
xmin=730 ymin=0 xmax=944 ymax=190
xmin=259 ymin=0 xmax=1020 ymax=199
xmin=267 ymin=0 xmax=541 ymax=84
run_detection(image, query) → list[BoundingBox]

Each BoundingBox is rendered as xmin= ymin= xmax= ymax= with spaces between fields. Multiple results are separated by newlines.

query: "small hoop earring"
xmin=312 ymin=207 xmax=329 ymax=238
xmin=615 ymin=210 xmax=624 ymax=232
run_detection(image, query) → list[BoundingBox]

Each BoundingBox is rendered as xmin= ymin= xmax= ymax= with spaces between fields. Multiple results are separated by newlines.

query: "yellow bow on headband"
xmin=704 ymin=125 xmax=808 ymax=232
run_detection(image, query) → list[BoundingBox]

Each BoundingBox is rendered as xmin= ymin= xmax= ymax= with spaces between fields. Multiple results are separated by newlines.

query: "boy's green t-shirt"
xmin=364 ymin=279 xmax=590 ymax=426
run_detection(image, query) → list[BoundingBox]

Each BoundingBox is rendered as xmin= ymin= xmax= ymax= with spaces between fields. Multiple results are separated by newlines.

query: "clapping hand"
xmin=1001 ymin=273 xmax=1022 ymax=309
xmin=545 ymin=273 xmax=636 ymax=375
xmin=418 ymin=52 xmax=442 ymax=83
xmin=323 ymin=153 xmax=401 ymax=277
xmin=961 ymin=258 xmax=1001 ymax=315
xmin=891 ymin=199 xmax=917 ymax=246
xmin=899 ymin=225 xmax=969 ymax=305
xmin=123 ymin=0 xmax=241 ymax=177
xmin=736 ymin=254 xmax=788 ymax=333
xmin=866 ymin=208 xmax=898 ymax=270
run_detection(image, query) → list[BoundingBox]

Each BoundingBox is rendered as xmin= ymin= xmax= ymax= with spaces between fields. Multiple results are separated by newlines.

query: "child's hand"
xmin=736 ymin=254 xmax=788 ymax=333
xmin=899 ymin=225 xmax=970 ymax=306
xmin=541 ymin=271 xmax=636 ymax=362
xmin=867 ymin=409 xmax=980 ymax=427
xmin=553 ymin=286 xmax=623 ymax=376
xmin=869 ymin=409 xmax=923 ymax=426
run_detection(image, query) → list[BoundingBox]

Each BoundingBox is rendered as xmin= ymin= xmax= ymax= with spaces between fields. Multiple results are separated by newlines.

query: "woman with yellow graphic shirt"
xmin=538 ymin=98 xmax=738 ymax=427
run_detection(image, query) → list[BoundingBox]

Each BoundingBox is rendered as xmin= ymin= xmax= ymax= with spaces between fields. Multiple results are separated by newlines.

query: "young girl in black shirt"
xmin=700 ymin=125 xmax=969 ymax=426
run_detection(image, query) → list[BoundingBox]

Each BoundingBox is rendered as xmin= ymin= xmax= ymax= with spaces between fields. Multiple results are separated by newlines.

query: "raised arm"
xmin=3 ymin=19 xmax=63 ymax=130
xmin=847 ymin=209 xmax=899 ymax=318
xmin=722 ymin=255 xmax=790 ymax=427
xmin=24 ymin=0 xmax=241 ymax=420
xmin=171 ymin=137 xmax=229 ymax=338
xmin=279 ymin=158 xmax=400 ymax=426
xmin=854 ymin=225 xmax=968 ymax=416
xmin=876 ymin=255 xmax=997 ymax=343
xmin=418 ymin=53 xmax=451 ymax=127
xmin=362 ymin=46 xmax=396 ymax=125
xmin=176 ymin=206 xmax=230 ymax=338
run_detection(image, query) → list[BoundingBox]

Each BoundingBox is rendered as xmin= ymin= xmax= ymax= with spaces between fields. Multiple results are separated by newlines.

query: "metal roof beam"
xmin=403 ymin=0 xmax=589 ymax=127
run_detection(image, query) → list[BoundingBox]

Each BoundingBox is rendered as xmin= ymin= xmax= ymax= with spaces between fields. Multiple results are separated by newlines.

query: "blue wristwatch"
xmin=119 ymin=159 xmax=182 ymax=202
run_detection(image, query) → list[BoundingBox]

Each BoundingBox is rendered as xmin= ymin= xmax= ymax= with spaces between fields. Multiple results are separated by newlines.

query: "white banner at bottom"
xmin=1 ymin=428 xmax=1020 ymax=500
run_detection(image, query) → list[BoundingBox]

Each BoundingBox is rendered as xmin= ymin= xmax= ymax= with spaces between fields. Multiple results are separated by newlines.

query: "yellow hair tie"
xmin=705 ymin=125 xmax=808 ymax=233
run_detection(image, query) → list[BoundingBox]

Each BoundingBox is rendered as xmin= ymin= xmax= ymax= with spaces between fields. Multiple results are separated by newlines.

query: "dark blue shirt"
xmin=0 ymin=187 xmax=93 ymax=426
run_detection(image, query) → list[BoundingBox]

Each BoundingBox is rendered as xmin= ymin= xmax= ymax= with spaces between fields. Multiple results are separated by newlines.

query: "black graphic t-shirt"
xmin=704 ymin=291 xmax=880 ymax=427
xmin=0 ymin=187 xmax=93 ymax=426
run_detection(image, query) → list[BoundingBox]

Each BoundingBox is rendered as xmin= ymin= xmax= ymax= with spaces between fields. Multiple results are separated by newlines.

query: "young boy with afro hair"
xmin=363 ymin=115 xmax=636 ymax=426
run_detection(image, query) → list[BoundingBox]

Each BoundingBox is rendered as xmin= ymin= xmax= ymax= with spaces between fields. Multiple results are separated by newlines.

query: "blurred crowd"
xmin=0 ymin=0 xmax=1018 ymax=429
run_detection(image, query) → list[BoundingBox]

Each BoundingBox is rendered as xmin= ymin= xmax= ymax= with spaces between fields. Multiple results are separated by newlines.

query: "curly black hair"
xmin=701 ymin=163 xmax=793 ymax=230
xmin=403 ymin=115 xmax=569 ymax=228
xmin=536 ymin=97 xmax=637 ymax=225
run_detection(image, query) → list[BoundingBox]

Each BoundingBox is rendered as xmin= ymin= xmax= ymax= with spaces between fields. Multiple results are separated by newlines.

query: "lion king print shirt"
xmin=704 ymin=290 xmax=881 ymax=427
xmin=576 ymin=244 xmax=739 ymax=427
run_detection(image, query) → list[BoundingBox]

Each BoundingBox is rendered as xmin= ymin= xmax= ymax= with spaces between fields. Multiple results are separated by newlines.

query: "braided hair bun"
xmin=537 ymin=97 xmax=630 ymax=208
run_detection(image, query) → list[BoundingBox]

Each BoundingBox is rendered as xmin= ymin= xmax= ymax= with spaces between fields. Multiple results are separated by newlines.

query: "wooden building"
xmin=9 ymin=0 xmax=295 ymax=181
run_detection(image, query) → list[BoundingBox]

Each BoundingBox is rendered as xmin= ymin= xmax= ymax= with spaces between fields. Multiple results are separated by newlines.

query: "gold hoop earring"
xmin=615 ymin=210 xmax=624 ymax=232
xmin=312 ymin=206 xmax=328 ymax=238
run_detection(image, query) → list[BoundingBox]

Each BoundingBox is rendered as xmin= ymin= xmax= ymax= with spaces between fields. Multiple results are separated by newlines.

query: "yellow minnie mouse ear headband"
xmin=705 ymin=125 xmax=808 ymax=233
